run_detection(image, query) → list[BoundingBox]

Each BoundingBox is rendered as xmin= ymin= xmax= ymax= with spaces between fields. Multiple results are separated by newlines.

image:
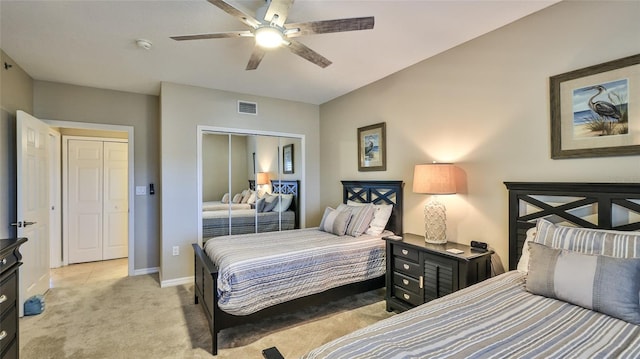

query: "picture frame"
xmin=283 ymin=144 xmax=294 ymax=174
xmin=357 ymin=122 xmax=386 ymax=171
xmin=550 ymin=54 xmax=640 ymax=159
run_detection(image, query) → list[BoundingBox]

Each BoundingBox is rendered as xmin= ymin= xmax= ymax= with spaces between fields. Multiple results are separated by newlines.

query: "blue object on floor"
xmin=24 ymin=294 xmax=45 ymax=316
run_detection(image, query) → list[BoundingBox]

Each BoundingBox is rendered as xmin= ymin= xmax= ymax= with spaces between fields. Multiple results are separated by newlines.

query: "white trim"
xmin=46 ymin=120 xmax=135 ymax=277
xmin=133 ymin=267 xmax=159 ymax=276
xmin=48 ymin=129 xmax=62 ymax=268
xmin=160 ymin=276 xmax=193 ymax=288
xmin=196 ymin=125 xmax=306 ymax=248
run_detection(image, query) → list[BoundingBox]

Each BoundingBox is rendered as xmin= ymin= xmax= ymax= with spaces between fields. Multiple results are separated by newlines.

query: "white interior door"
xmin=68 ymin=140 xmax=103 ymax=263
xmin=103 ymin=142 xmax=128 ymax=260
xmin=16 ymin=110 xmax=51 ymax=317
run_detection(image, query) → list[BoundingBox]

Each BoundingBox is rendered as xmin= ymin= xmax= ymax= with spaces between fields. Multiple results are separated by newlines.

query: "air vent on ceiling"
xmin=238 ymin=101 xmax=257 ymax=115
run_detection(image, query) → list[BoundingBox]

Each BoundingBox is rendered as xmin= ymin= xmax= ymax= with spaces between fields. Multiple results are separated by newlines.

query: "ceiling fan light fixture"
xmin=254 ymin=26 xmax=284 ymax=49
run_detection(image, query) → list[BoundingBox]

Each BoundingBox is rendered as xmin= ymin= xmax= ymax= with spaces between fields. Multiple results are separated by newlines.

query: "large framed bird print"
xmin=358 ymin=122 xmax=386 ymax=171
xmin=550 ymin=54 xmax=640 ymax=159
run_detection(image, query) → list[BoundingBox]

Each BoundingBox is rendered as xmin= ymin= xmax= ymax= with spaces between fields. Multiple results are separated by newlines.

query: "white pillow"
xmin=221 ymin=193 xmax=230 ymax=204
xmin=241 ymin=190 xmax=253 ymax=204
xmin=232 ymin=193 xmax=243 ymax=203
xmin=247 ymin=191 xmax=257 ymax=204
xmin=272 ymin=194 xmax=293 ymax=212
xmin=347 ymin=200 xmax=393 ymax=235
xmin=517 ymin=227 xmax=537 ymax=273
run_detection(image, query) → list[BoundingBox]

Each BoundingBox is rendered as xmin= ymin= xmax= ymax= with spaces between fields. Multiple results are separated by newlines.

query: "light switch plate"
xmin=135 ymin=186 xmax=146 ymax=196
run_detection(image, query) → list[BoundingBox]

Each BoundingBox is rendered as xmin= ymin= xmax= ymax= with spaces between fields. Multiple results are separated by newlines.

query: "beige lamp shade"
xmin=256 ymin=172 xmax=269 ymax=185
xmin=413 ymin=163 xmax=456 ymax=194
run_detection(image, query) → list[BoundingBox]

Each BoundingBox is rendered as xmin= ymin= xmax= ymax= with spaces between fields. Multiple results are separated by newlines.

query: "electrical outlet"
xmin=172 ymin=246 xmax=179 ymax=256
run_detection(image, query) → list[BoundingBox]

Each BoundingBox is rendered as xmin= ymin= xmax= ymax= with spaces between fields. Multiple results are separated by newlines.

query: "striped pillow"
xmin=337 ymin=203 xmax=375 ymax=237
xmin=534 ymin=219 xmax=640 ymax=258
xmin=319 ymin=207 xmax=352 ymax=236
xmin=527 ymin=242 xmax=640 ymax=324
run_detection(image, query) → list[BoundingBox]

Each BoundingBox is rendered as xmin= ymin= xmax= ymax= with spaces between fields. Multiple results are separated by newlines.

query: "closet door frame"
xmin=196 ymin=126 xmax=306 ymax=247
xmin=62 ymin=135 xmax=130 ymax=266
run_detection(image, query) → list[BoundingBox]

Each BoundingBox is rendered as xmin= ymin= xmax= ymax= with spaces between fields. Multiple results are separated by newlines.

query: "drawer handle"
xmin=0 ymin=295 xmax=6 ymax=304
xmin=403 ymin=264 xmax=410 ymax=270
xmin=0 ymin=258 xmax=5 ymax=265
xmin=403 ymin=293 xmax=410 ymax=300
xmin=402 ymin=249 xmax=408 ymax=255
xmin=0 ymin=330 xmax=6 ymax=341
xmin=402 ymin=279 xmax=409 ymax=285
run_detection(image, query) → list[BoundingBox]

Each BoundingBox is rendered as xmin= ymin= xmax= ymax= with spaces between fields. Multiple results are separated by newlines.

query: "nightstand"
xmin=384 ymin=233 xmax=492 ymax=312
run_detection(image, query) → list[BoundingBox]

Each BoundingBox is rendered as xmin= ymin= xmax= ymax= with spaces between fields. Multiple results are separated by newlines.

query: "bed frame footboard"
xmin=192 ymin=243 xmax=221 ymax=355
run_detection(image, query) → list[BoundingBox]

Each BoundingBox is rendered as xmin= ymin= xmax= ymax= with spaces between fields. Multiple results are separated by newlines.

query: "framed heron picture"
xmin=550 ymin=54 xmax=640 ymax=159
xmin=357 ymin=122 xmax=386 ymax=171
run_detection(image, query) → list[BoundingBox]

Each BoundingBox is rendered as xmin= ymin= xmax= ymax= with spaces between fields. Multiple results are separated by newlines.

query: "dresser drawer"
xmin=0 ymin=273 xmax=17 ymax=316
xmin=0 ymin=335 xmax=17 ymax=359
xmin=0 ymin=255 xmax=17 ymax=277
xmin=0 ymin=305 xmax=16 ymax=354
xmin=393 ymin=245 xmax=419 ymax=262
xmin=394 ymin=257 xmax=421 ymax=277
xmin=393 ymin=286 xmax=422 ymax=307
xmin=393 ymin=272 xmax=421 ymax=293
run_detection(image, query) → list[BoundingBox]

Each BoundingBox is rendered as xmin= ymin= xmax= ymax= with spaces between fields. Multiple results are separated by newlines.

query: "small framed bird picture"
xmin=358 ymin=122 xmax=386 ymax=171
xmin=550 ymin=54 xmax=640 ymax=159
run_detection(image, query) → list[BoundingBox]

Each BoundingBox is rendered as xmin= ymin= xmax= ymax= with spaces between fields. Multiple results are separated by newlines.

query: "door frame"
xmin=196 ymin=125 xmax=306 ymax=247
xmin=49 ymin=129 xmax=62 ymax=268
xmin=47 ymin=120 xmax=135 ymax=276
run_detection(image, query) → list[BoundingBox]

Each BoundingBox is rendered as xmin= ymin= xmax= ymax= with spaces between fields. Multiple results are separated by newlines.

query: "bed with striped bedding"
xmin=202 ymin=209 xmax=295 ymax=238
xmin=302 ymin=270 xmax=640 ymax=358
xmin=202 ymin=201 xmax=251 ymax=211
xmin=203 ymin=228 xmax=388 ymax=316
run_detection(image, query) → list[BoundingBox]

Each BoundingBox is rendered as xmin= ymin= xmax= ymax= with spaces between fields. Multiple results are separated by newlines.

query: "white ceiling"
xmin=0 ymin=0 xmax=558 ymax=105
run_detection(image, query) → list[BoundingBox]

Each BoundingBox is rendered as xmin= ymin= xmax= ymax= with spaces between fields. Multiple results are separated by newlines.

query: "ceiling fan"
xmin=171 ymin=0 xmax=374 ymax=70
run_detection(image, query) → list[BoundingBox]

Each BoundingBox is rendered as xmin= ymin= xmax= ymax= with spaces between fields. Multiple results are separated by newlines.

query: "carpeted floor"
xmin=20 ymin=261 xmax=393 ymax=358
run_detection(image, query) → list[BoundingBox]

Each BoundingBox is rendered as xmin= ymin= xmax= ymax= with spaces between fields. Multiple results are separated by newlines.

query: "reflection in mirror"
xmin=201 ymin=131 xmax=302 ymax=242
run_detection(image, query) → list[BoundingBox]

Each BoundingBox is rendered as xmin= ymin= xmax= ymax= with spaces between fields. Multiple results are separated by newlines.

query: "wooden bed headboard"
xmin=504 ymin=182 xmax=640 ymax=270
xmin=342 ymin=180 xmax=404 ymax=236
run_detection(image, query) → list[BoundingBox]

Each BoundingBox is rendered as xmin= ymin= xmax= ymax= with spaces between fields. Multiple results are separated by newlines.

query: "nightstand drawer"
xmin=393 ymin=245 xmax=419 ymax=262
xmin=0 ymin=305 xmax=16 ymax=354
xmin=394 ymin=257 xmax=421 ymax=277
xmin=393 ymin=286 xmax=422 ymax=307
xmin=393 ymin=272 xmax=421 ymax=293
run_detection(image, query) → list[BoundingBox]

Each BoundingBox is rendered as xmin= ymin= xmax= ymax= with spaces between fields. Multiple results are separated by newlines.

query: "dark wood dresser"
xmin=0 ymin=238 xmax=27 ymax=359
xmin=384 ymin=233 xmax=492 ymax=313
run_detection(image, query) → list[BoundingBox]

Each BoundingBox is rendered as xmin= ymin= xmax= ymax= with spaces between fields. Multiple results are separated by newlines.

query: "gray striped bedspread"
xmin=203 ymin=228 xmax=387 ymax=316
xmin=202 ymin=209 xmax=295 ymax=238
xmin=303 ymin=271 xmax=640 ymax=359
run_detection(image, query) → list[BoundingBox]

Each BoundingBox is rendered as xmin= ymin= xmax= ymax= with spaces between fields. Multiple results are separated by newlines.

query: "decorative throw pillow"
xmin=534 ymin=219 xmax=640 ymax=258
xmin=319 ymin=207 xmax=352 ymax=236
xmin=240 ymin=189 xmax=252 ymax=204
xmin=221 ymin=193 xmax=230 ymax=204
xmin=347 ymin=201 xmax=393 ymax=235
xmin=255 ymin=198 xmax=266 ymax=213
xmin=337 ymin=203 xmax=375 ymax=237
xmin=262 ymin=194 xmax=279 ymax=212
xmin=232 ymin=193 xmax=243 ymax=203
xmin=272 ymin=194 xmax=293 ymax=212
xmin=526 ymin=242 xmax=640 ymax=325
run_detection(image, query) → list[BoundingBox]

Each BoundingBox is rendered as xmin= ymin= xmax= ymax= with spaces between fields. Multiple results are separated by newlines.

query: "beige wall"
xmin=0 ymin=50 xmax=33 ymax=238
xmin=33 ymin=81 xmax=160 ymax=271
xmin=160 ymin=82 xmax=320 ymax=282
xmin=319 ymin=1 xmax=640 ymax=269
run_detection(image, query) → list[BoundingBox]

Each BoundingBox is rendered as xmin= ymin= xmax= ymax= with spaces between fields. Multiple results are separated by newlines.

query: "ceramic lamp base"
xmin=424 ymin=196 xmax=447 ymax=244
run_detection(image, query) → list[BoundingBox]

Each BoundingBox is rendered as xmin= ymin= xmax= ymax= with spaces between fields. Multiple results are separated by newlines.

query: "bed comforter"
xmin=202 ymin=209 xmax=295 ymax=238
xmin=202 ymin=201 xmax=251 ymax=211
xmin=203 ymin=228 xmax=388 ymax=316
xmin=303 ymin=271 xmax=640 ymax=359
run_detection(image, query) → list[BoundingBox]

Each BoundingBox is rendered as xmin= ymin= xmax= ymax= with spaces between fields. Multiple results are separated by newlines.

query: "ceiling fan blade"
xmin=285 ymin=16 xmax=374 ymax=38
xmin=264 ymin=0 xmax=294 ymax=27
xmin=246 ymin=46 xmax=266 ymax=70
xmin=287 ymin=39 xmax=332 ymax=68
xmin=171 ymin=31 xmax=253 ymax=41
xmin=207 ymin=0 xmax=262 ymax=28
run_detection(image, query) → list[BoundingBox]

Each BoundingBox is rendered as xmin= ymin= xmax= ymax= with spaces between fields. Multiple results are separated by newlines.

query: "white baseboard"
xmin=160 ymin=276 xmax=193 ymax=288
xmin=133 ymin=267 xmax=159 ymax=276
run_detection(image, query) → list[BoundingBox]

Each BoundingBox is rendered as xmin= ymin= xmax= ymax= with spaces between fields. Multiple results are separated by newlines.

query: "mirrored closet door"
xmin=201 ymin=131 xmax=302 ymax=242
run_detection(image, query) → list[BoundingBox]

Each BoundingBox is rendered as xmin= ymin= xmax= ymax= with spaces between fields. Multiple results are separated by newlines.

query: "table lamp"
xmin=413 ymin=163 xmax=456 ymax=243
